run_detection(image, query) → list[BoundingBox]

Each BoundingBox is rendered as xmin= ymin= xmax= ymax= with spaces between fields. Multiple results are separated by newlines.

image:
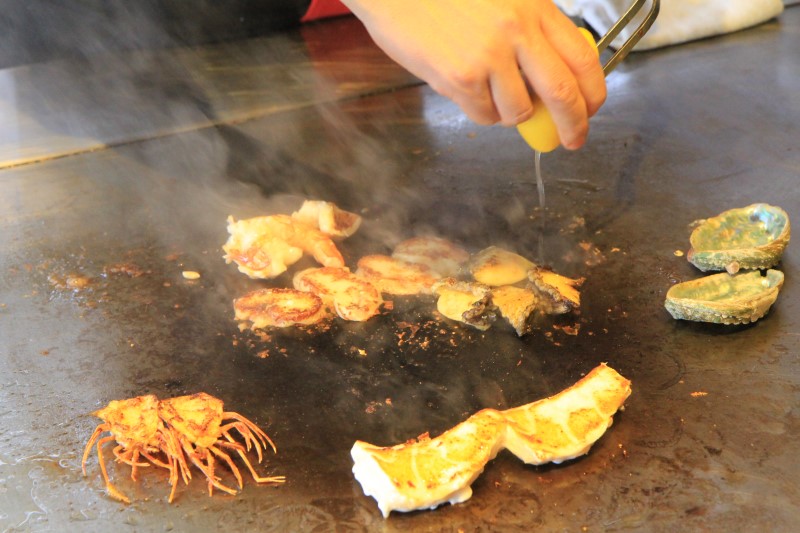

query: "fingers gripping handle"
xmin=516 ymin=28 xmax=599 ymax=153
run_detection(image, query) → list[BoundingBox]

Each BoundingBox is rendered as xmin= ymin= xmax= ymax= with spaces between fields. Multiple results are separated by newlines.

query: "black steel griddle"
xmin=1 ymin=9 xmax=800 ymax=532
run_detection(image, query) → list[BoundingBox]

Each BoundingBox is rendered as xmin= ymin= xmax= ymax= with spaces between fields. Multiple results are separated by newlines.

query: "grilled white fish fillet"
xmin=351 ymin=409 xmax=506 ymax=518
xmin=351 ymin=364 xmax=630 ymax=517
xmin=502 ymin=363 xmax=631 ymax=465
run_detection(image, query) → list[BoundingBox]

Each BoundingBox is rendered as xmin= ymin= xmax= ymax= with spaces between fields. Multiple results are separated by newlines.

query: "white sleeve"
xmin=553 ymin=0 xmax=785 ymax=51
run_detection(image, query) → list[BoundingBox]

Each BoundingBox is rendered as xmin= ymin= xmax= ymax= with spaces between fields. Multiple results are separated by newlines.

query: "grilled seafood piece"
xmin=158 ymin=393 xmax=285 ymax=498
xmin=293 ymin=267 xmax=383 ymax=322
xmin=83 ymin=393 xmax=284 ymax=503
xmin=391 ymin=236 xmax=470 ymax=277
xmin=687 ymin=203 xmax=790 ymax=272
xmin=223 ymin=215 xmax=344 ymax=279
xmin=234 ymin=288 xmax=328 ymax=329
xmin=491 ymin=285 xmax=539 ymax=336
xmin=351 ymin=409 xmax=507 ymax=518
xmin=291 ymin=200 xmax=362 ymax=238
xmin=664 ymin=269 xmax=784 ymax=325
xmin=469 ymin=246 xmax=535 ymax=286
xmin=223 ymin=215 xmax=302 ymax=279
xmin=351 ymin=364 xmax=631 ymax=517
xmin=356 ymin=254 xmax=440 ymax=295
xmin=432 ymin=278 xmax=494 ymax=331
xmin=502 ymin=363 xmax=631 ymax=465
xmin=527 ymin=267 xmax=583 ymax=314
xmin=82 ymin=395 xmax=181 ymax=503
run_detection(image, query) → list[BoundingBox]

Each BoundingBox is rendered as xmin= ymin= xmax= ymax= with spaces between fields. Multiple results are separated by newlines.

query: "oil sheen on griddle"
xmin=534 ymin=150 xmax=546 ymax=262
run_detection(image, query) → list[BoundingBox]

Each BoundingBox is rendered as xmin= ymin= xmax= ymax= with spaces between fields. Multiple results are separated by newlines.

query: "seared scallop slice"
xmin=293 ymin=267 xmax=383 ymax=322
xmin=432 ymin=278 xmax=494 ymax=331
xmin=291 ymin=200 xmax=362 ymax=238
xmin=351 ymin=409 xmax=506 ymax=518
xmin=469 ymin=246 xmax=536 ymax=286
xmin=233 ymin=288 xmax=327 ymax=329
xmin=502 ymin=363 xmax=631 ymax=465
xmin=392 ymin=236 xmax=470 ymax=277
xmin=491 ymin=285 xmax=539 ymax=336
xmin=355 ymin=255 xmax=439 ymax=295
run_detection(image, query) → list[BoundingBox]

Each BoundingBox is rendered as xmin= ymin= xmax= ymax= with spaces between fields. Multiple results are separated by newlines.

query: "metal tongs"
xmin=517 ymin=0 xmax=660 ymax=152
xmin=597 ymin=0 xmax=661 ymax=76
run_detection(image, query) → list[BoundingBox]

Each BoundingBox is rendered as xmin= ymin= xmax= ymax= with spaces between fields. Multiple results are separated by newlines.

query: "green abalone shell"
xmin=665 ymin=269 xmax=784 ymax=325
xmin=687 ymin=203 xmax=790 ymax=272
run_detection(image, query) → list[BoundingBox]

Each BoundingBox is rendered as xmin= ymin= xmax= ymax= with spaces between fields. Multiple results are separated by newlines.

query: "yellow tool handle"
xmin=516 ymin=28 xmax=599 ymax=153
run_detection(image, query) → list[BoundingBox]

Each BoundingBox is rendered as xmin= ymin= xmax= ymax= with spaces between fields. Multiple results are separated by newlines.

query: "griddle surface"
xmin=1 ymin=9 xmax=799 ymax=532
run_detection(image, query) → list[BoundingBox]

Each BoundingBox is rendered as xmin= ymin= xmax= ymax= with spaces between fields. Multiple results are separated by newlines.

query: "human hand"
xmin=342 ymin=0 xmax=606 ymax=150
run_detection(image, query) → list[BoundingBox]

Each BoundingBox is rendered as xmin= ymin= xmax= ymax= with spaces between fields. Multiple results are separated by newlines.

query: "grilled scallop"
xmin=355 ymin=255 xmax=440 ymax=295
xmin=391 ymin=236 xmax=470 ymax=277
xmin=291 ymin=200 xmax=362 ymax=238
xmin=233 ymin=288 xmax=328 ymax=329
xmin=469 ymin=246 xmax=535 ymax=286
xmin=293 ymin=267 xmax=383 ymax=322
xmin=351 ymin=364 xmax=631 ymax=517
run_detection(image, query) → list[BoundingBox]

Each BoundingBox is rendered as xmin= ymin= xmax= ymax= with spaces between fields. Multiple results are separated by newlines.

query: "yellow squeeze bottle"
xmin=516 ymin=28 xmax=599 ymax=153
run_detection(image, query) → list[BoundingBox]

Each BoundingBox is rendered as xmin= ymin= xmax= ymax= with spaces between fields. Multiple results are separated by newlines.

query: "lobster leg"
xmin=96 ymin=435 xmax=130 ymax=503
